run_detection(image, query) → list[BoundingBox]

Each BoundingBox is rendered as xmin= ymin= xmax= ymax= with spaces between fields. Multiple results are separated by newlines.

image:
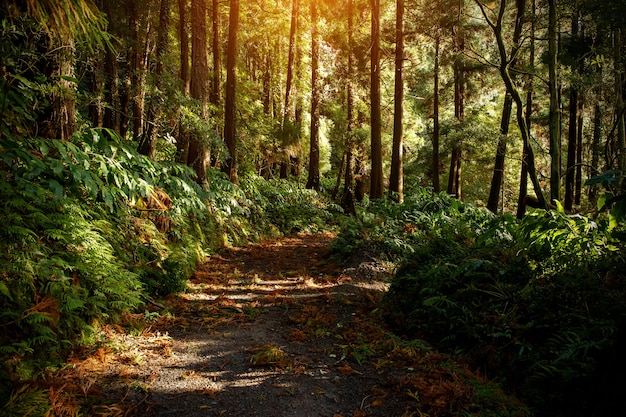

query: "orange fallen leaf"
xmin=338 ymin=364 xmax=362 ymax=375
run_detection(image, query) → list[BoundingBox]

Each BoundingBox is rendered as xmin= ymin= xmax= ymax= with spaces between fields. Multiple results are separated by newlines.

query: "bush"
xmin=378 ymin=197 xmax=626 ymax=416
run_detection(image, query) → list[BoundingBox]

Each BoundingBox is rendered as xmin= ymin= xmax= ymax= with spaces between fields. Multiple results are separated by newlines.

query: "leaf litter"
xmin=39 ymin=233 xmax=529 ymax=416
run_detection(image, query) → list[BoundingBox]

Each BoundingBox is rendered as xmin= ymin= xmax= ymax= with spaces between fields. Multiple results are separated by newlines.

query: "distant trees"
xmin=6 ymin=0 xmax=626 ymax=212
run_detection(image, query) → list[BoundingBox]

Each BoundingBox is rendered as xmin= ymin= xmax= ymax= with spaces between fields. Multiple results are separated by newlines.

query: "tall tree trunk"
xmin=129 ymin=2 xmax=145 ymax=142
xmin=139 ymin=0 xmax=171 ymax=158
xmin=432 ymin=34 xmax=441 ymax=192
xmin=389 ymin=0 xmax=404 ymax=202
xmin=487 ymin=93 xmax=514 ymax=213
xmin=575 ymin=94 xmax=584 ymax=205
xmin=548 ymin=0 xmax=561 ymax=203
xmin=306 ymin=0 xmax=320 ymax=191
xmin=222 ymin=0 xmax=239 ymax=183
xmin=517 ymin=0 xmax=535 ymax=218
xmin=44 ymin=37 xmax=77 ymax=140
xmin=281 ymin=0 xmax=299 ymax=178
xmin=487 ymin=0 xmax=524 ymax=213
xmin=211 ymin=0 xmax=221 ymax=106
xmin=448 ymin=16 xmax=465 ymax=199
xmin=589 ymin=101 xmax=602 ymax=205
xmin=176 ymin=0 xmax=190 ymax=163
xmin=342 ymin=0 xmax=356 ymax=215
xmin=614 ymin=28 xmax=625 ymax=170
xmin=564 ymin=13 xmax=579 ymax=211
xmin=370 ymin=0 xmax=384 ymax=199
xmin=189 ymin=0 xmax=209 ymax=184
xmin=476 ymin=0 xmax=548 ymax=210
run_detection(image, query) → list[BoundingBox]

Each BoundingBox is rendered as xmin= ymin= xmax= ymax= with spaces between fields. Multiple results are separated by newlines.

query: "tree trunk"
xmin=370 ymin=0 xmax=384 ymax=199
xmin=448 ymin=21 xmax=465 ymax=199
xmin=342 ymin=0 xmax=356 ymax=215
xmin=222 ymin=0 xmax=239 ymax=183
xmin=281 ymin=0 xmax=299 ymax=178
xmin=306 ymin=0 xmax=320 ymax=191
xmin=517 ymin=0 xmax=535 ymax=218
xmin=176 ymin=0 xmax=190 ymax=163
xmin=487 ymin=0 xmax=524 ymax=213
xmin=189 ymin=0 xmax=209 ymax=184
xmin=614 ymin=28 xmax=625 ymax=170
xmin=139 ymin=0 xmax=171 ymax=158
xmin=432 ymin=34 xmax=441 ymax=193
xmin=129 ymin=2 xmax=145 ymax=142
xmin=487 ymin=93 xmax=513 ymax=213
xmin=588 ymin=101 xmax=601 ymax=205
xmin=548 ymin=0 xmax=561 ymax=203
xmin=476 ymin=0 xmax=548 ymax=210
xmin=211 ymin=0 xmax=221 ymax=106
xmin=564 ymin=13 xmax=580 ymax=211
xmin=575 ymin=95 xmax=583 ymax=206
xmin=389 ymin=0 xmax=404 ymax=202
xmin=44 ymin=38 xmax=77 ymax=141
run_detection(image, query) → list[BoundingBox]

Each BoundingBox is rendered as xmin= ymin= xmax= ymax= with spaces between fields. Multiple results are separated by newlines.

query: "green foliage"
xmin=241 ymin=174 xmax=342 ymax=235
xmin=333 ymin=187 xmax=626 ymax=416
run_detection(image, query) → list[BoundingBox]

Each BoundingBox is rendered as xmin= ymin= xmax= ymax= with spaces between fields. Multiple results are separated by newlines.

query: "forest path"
xmin=56 ymin=234 xmax=478 ymax=416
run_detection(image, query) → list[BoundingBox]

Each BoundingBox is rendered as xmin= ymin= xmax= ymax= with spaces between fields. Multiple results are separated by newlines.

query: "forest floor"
xmin=45 ymin=234 xmax=523 ymax=417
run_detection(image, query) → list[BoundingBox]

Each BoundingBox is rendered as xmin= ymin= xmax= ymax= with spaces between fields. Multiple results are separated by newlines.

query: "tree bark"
xmin=342 ymin=0 xmax=356 ymax=215
xmin=222 ymin=0 xmax=239 ymax=183
xmin=211 ymin=0 xmax=221 ymax=106
xmin=476 ymin=0 xmax=548 ymax=210
xmin=548 ymin=0 xmax=561 ymax=203
xmin=281 ymin=0 xmax=299 ymax=178
xmin=432 ymin=34 xmax=441 ymax=193
xmin=370 ymin=0 xmax=384 ymax=199
xmin=139 ymin=0 xmax=171 ymax=158
xmin=487 ymin=93 xmax=513 ymax=213
xmin=487 ymin=0 xmax=524 ymax=213
xmin=189 ymin=0 xmax=209 ymax=184
xmin=389 ymin=0 xmax=404 ymax=202
xmin=306 ymin=0 xmax=320 ymax=191
xmin=176 ymin=0 xmax=190 ymax=163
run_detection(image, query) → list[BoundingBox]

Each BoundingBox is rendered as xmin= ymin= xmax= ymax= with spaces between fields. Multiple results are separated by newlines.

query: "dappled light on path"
xmin=45 ymin=234 xmax=526 ymax=417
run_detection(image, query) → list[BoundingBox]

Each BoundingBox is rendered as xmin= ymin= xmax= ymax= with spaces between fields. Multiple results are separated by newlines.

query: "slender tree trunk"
xmin=432 ymin=34 xmax=440 ymax=192
xmin=44 ymin=38 xmax=77 ymax=141
xmin=548 ymin=0 xmax=561 ymax=203
xmin=448 ymin=19 xmax=465 ymax=199
xmin=370 ymin=0 xmax=384 ymax=199
xmin=517 ymin=0 xmax=535 ymax=218
xmin=564 ymin=13 xmax=580 ymax=211
xmin=139 ymin=0 xmax=171 ymax=158
xmin=306 ymin=0 xmax=320 ymax=191
xmin=389 ymin=0 xmax=404 ymax=202
xmin=177 ymin=0 xmax=190 ymax=163
xmin=281 ymin=0 xmax=299 ymax=178
xmin=222 ymin=0 xmax=239 ymax=183
xmin=614 ymin=28 xmax=625 ymax=170
xmin=487 ymin=0 xmax=524 ymax=213
xmin=189 ymin=0 xmax=209 ymax=184
xmin=589 ymin=101 xmax=602 ymax=205
xmin=487 ymin=93 xmax=513 ymax=213
xmin=476 ymin=0 xmax=548 ymax=210
xmin=129 ymin=2 xmax=145 ymax=142
xmin=342 ymin=0 xmax=356 ymax=215
xmin=102 ymin=36 xmax=119 ymax=131
xmin=575 ymin=94 xmax=584 ymax=205
xmin=211 ymin=0 xmax=221 ymax=106
xmin=565 ymin=89 xmax=578 ymax=210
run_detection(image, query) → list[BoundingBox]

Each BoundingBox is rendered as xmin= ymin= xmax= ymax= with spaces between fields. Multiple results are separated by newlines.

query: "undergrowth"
xmin=332 ymin=189 xmax=626 ymax=417
xmin=0 ymin=130 xmax=338 ymax=413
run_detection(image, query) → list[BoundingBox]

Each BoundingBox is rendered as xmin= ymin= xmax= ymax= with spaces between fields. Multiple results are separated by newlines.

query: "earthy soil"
xmin=47 ymin=234 xmax=512 ymax=417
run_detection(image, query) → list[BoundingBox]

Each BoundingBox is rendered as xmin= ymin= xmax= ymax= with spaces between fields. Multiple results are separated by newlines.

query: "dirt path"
xmin=52 ymin=234 xmax=507 ymax=417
